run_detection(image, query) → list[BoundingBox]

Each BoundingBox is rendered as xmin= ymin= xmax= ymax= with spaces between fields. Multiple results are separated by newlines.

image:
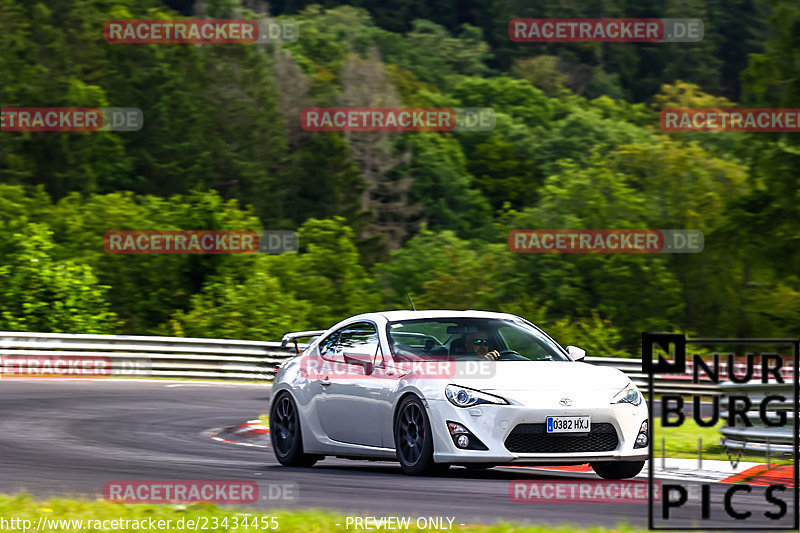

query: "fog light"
xmin=445 ymin=420 xmax=489 ymax=451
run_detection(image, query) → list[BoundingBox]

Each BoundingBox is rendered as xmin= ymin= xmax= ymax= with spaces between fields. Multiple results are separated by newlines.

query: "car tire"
xmin=590 ymin=460 xmax=645 ymax=479
xmin=270 ymin=392 xmax=319 ymax=467
xmin=394 ymin=396 xmax=446 ymax=475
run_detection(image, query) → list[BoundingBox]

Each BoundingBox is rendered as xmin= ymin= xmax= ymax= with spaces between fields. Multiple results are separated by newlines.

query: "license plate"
xmin=546 ymin=416 xmax=591 ymax=433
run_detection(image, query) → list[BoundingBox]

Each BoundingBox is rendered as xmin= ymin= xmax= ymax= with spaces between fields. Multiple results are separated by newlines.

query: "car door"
xmin=315 ymin=321 xmax=386 ymax=447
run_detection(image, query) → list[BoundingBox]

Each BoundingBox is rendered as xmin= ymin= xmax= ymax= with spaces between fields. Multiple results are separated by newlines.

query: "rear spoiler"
xmin=280 ymin=330 xmax=327 ymax=354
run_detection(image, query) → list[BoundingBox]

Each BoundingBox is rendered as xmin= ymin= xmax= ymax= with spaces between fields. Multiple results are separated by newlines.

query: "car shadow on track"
xmin=260 ymin=462 xmax=597 ymax=481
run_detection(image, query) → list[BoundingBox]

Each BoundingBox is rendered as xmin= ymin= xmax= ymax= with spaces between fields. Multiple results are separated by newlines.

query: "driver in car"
xmin=465 ymin=331 xmax=501 ymax=361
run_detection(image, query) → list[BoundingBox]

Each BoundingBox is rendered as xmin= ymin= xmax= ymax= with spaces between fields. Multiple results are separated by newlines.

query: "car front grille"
xmin=504 ymin=423 xmax=619 ymax=453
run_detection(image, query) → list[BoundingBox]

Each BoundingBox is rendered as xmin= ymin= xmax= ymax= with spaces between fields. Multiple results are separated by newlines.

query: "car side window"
xmin=320 ymin=322 xmax=381 ymax=364
xmin=338 ymin=322 xmax=380 ymax=359
xmin=319 ymin=331 xmax=341 ymax=361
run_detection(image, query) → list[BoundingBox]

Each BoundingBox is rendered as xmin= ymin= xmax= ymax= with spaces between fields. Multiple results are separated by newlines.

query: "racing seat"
xmin=448 ymin=335 xmax=467 ymax=356
xmin=427 ymin=344 xmax=449 ymax=356
xmin=389 ymin=335 xmax=425 ymax=361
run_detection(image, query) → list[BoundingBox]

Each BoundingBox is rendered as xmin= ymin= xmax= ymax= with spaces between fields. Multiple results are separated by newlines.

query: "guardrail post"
xmin=698 ymin=437 xmax=702 ymax=470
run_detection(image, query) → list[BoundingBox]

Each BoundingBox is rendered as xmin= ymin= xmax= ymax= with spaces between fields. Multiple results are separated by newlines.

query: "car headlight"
xmin=445 ymin=385 xmax=508 ymax=407
xmin=611 ymin=384 xmax=642 ymax=406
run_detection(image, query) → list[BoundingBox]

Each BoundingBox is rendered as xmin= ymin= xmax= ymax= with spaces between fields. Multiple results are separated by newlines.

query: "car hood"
xmin=448 ymin=361 xmax=632 ymax=404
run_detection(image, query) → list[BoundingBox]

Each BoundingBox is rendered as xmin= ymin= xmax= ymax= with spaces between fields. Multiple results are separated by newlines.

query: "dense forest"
xmin=0 ymin=0 xmax=798 ymax=356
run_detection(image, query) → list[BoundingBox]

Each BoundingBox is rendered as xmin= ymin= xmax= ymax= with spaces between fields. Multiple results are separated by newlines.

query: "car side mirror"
xmin=566 ymin=345 xmax=586 ymax=361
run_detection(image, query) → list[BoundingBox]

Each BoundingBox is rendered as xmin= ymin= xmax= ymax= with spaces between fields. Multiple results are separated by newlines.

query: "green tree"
xmin=534 ymin=108 xmax=652 ymax=176
xmin=268 ymin=217 xmax=382 ymax=328
xmin=46 ymin=190 xmax=264 ymax=332
xmin=401 ymin=132 xmax=492 ymax=237
xmin=166 ymin=270 xmax=312 ymax=340
xmin=512 ymin=56 xmax=570 ymax=97
xmin=375 ymin=227 xmax=509 ymax=309
xmin=0 ymin=224 xmax=117 ymax=332
xmin=511 ymin=157 xmax=685 ymax=348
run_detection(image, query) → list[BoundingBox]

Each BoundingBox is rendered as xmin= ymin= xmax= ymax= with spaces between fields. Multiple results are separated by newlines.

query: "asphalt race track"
xmin=0 ymin=380 xmax=792 ymax=528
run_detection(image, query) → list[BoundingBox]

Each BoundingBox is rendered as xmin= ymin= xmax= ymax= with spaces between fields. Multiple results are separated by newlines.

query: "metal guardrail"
xmin=0 ymin=331 xmax=291 ymax=380
xmin=719 ymin=381 xmax=797 ymax=455
xmin=587 ymin=357 xmax=720 ymax=395
xmin=0 ymin=331 xmax=715 ymax=392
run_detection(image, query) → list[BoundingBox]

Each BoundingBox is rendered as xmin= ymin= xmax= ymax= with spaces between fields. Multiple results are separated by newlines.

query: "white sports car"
xmin=270 ymin=310 xmax=649 ymax=477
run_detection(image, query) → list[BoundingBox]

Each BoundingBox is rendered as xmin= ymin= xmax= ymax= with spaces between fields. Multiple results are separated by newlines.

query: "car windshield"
xmin=386 ymin=318 xmax=569 ymax=362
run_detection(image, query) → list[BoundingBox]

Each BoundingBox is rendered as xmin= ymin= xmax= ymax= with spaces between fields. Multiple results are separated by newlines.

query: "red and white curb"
xmin=209 ymin=420 xmax=271 ymax=448
xmin=511 ymin=459 xmax=795 ymax=485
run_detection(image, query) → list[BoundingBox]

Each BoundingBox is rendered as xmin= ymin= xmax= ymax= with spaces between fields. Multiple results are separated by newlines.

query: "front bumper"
xmin=427 ymin=398 xmax=649 ymax=464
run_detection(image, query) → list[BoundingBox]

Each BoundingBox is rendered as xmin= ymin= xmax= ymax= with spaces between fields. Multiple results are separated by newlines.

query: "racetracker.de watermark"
xmin=104 ymin=19 xmax=298 ymax=44
xmin=510 ymin=479 xmax=661 ymax=503
xmin=661 ymin=108 xmax=800 ymax=132
xmin=301 ymin=354 xmax=495 ymax=380
xmin=1 ymin=108 xmax=143 ymax=132
xmin=300 ymin=107 xmax=495 ymax=132
xmin=104 ymin=230 xmax=298 ymax=254
xmin=0 ymin=356 xmax=112 ymax=378
xmin=509 ymin=19 xmax=703 ymax=42
xmin=103 ymin=481 xmax=298 ymax=504
xmin=508 ymin=229 xmax=704 ymax=253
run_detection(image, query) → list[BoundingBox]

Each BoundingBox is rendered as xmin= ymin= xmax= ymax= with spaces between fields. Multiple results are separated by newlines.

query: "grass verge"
xmin=653 ymin=417 xmax=791 ymax=464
